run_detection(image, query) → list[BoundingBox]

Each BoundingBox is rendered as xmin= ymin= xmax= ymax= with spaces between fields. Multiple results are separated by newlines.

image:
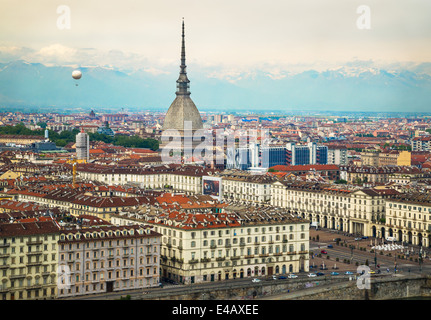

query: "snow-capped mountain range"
xmin=0 ymin=60 xmax=430 ymax=113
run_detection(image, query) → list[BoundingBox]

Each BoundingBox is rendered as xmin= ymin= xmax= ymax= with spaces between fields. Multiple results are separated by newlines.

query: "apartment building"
xmin=412 ymin=136 xmax=431 ymax=151
xmin=77 ymin=164 xmax=215 ymax=194
xmin=218 ymin=170 xmax=275 ymax=204
xmin=377 ymin=150 xmax=411 ymax=166
xmin=327 ymin=147 xmax=348 ymax=165
xmin=111 ymin=205 xmax=309 ymax=285
xmin=0 ymin=220 xmax=61 ymax=300
xmin=286 ymin=142 xmax=328 ymax=166
xmin=57 ymin=224 xmax=161 ymax=298
xmin=360 ymin=149 xmax=380 ymax=166
xmin=340 ymin=165 xmax=423 ymax=185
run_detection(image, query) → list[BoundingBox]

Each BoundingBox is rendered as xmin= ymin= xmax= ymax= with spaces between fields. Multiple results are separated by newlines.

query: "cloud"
xmin=34 ymin=44 xmax=78 ymax=64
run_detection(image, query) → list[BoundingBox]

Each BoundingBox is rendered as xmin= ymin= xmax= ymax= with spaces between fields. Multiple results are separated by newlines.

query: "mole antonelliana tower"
xmin=162 ymin=19 xmax=204 ymax=156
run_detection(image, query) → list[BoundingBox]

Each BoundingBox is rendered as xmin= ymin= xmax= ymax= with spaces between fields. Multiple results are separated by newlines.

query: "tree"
xmin=37 ymin=122 xmax=47 ymax=129
xmin=334 ymin=179 xmax=347 ymax=184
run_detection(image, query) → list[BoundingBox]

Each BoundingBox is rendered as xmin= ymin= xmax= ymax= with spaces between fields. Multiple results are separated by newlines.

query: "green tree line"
xmin=0 ymin=123 xmax=159 ymax=150
xmin=88 ymin=132 xmax=159 ymax=151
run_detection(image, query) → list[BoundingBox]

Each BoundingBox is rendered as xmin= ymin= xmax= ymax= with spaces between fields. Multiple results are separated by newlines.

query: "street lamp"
xmin=419 ymin=246 xmax=423 ymax=273
xmin=394 ymin=249 xmax=397 ymax=274
xmin=374 ymin=246 xmax=377 ymax=269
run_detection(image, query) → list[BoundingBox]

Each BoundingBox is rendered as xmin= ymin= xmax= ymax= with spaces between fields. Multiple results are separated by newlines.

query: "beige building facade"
xmin=111 ymin=210 xmax=309 ymax=284
xmin=57 ymin=225 xmax=161 ymax=298
xmin=0 ymin=220 xmax=60 ymax=300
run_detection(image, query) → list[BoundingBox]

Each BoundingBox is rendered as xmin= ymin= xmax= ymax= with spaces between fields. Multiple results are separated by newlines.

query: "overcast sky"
xmin=1 ymin=0 xmax=430 ymax=72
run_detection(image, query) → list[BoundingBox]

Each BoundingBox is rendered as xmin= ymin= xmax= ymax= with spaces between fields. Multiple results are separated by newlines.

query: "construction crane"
xmin=67 ymin=157 xmax=86 ymax=188
xmin=72 ymin=161 xmax=77 ymax=188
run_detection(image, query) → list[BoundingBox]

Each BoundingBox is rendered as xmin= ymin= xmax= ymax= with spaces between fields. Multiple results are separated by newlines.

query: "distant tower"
xmin=162 ymin=19 xmax=203 ymax=157
xmin=44 ymin=129 xmax=49 ymax=140
xmin=76 ymin=129 xmax=89 ymax=162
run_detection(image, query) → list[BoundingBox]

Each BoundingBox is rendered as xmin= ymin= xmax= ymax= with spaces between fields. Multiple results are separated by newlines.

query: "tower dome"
xmin=163 ymin=19 xmax=203 ymax=132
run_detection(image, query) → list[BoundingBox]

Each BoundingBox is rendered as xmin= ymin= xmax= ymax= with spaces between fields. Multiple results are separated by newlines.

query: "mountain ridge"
xmin=0 ymin=60 xmax=430 ymax=113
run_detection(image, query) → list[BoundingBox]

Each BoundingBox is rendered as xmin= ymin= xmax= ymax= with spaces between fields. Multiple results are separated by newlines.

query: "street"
xmin=310 ymin=228 xmax=431 ymax=275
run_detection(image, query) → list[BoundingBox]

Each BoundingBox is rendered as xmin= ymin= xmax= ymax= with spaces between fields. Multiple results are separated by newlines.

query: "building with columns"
xmin=384 ymin=193 xmax=431 ymax=247
xmin=271 ymin=180 xmax=391 ymax=237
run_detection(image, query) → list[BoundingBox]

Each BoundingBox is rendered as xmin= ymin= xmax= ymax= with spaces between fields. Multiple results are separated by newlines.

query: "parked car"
xmin=327 ymin=244 xmax=333 ymax=248
xmin=308 ymin=273 xmax=317 ymax=278
xmin=252 ymin=278 xmax=261 ymax=283
xmin=320 ymin=250 xmax=327 ymax=254
xmin=362 ymin=236 xmax=369 ymax=239
xmin=345 ymin=271 xmax=354 ymax=275
xmin=316 ymin=272 xmax=325 ymax=276
xmin=333 ymin=238 xmax=341 ymax=242
xmin=288 ymin=274 xmax=298 ymax=279
xmin=330 ymin=272 xmax=339 ymax=276
xmin=354 ymin=237 xmax=362 ymax=241
xmin=278 ymin=276 xmax=287 ymax=280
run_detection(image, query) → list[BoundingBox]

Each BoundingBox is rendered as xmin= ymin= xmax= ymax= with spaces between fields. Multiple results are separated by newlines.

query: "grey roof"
xmin=163 ymin=95 xmax=203 ymax=131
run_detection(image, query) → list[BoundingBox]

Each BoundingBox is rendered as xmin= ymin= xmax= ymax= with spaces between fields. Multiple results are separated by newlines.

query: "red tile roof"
xmin=271 ymin=164 xmax=340 ymax=172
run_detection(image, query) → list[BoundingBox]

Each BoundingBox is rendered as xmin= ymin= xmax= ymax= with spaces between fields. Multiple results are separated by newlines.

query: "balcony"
xmin=0 ymin=285 xmax=9 ymax=293
xmin=26 ymin=251 xmax=43 ymax=256
xmin=215 ymin=257 xmax=225 ymax=262
xmin=26 ymin=240 xmax=43 ymax=245
xmin=188 ymin=259 xmax=199 ymax=264
xmin=200 ymin=258 xmax=211 ymax=263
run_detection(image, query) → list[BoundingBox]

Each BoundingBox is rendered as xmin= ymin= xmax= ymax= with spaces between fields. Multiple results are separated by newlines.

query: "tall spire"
xmin=176 ymin=18 xmax=190 ymax=96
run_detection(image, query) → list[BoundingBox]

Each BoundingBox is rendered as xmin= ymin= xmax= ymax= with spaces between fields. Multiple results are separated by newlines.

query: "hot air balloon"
xmin=72 ymin=70 xmax=82 ymax=86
